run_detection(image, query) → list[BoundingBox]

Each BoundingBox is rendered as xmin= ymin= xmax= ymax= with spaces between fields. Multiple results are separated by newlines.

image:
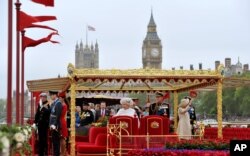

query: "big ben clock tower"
xmin=142 ymin=11 xmax=162 ymax=69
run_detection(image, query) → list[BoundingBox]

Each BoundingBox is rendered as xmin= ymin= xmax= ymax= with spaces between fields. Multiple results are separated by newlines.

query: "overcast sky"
xmin=0 ymin=0 xmax=250 ymax=98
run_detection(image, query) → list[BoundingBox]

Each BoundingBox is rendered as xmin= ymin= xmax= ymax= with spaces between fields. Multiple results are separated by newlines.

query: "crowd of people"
xmin=33 ymin=91 xmax=196 ymax=156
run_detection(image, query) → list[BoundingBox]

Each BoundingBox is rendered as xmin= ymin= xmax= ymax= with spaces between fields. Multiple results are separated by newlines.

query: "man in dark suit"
xmin=149 ymin=92 xmax=170 ymax=118
xmin=80 ymin=103 xmax=94 ymax=126
xmin=95 ymin=101 xmax=110 ymax=121
xmin=185 ymin=96 xmax=197 ymax=135
xmin=34 ymin=92 xmax=50 ymax=156
xmin=49 ymin=90 xmax=62 ymax=156
xmin=133 ymin=98 xmax=142 ymax=118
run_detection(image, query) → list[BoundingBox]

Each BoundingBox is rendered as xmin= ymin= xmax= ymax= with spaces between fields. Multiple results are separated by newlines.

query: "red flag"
xmin=19 ymin=11 xmax=56 ymax=31
xmin=31 ymin=0 xmax=54 ymax=7
xmin=28 ymin=23 xmax=57 ymax=31
xmin=163 ymin=92 xmax=170 ymax=100
xmin=88 ymin=25 xmax=96 ymax=31
xmin=189 ymin=90 xmax=198 ymax=98
xmin=22 ymin=32 xmax=59 ymax=51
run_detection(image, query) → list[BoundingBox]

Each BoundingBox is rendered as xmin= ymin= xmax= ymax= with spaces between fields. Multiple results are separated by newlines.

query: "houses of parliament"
xmin=75 ymin=12 xmax=163 ymax=69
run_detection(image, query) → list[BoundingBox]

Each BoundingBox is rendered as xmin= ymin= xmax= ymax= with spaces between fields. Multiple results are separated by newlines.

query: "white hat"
xmin=179 ymin=99 xmax=189 ymax=108
xmin=120 ymin=98 xmax=133 ymax=106
xmin=39 ymin=92 xmax=47 ymax=97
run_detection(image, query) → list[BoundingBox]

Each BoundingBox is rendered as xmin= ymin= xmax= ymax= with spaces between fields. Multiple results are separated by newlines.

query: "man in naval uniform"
xmin=49 ymin=90 xmax=62 ymax=156
xmin=80 ymin=103 xmax=94 ymax=126
xmin=185 ymin=96 xmax=197 ymax=135
xmin=34 ymin=92 xmax=50 ymax=156
xmin=149 ymin=92 xmax=170 ymax=118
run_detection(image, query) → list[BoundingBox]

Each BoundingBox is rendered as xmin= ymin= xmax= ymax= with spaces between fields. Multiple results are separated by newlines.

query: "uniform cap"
xmin=49 ymin=90 xmax=58 ymax=95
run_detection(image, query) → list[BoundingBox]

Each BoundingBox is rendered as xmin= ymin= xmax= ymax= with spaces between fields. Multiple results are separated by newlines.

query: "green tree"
xmin=0 ymin=99 xmax=6 ymax=121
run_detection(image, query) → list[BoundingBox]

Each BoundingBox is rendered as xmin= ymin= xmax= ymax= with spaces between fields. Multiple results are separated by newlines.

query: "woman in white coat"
xmin=177 ymin=98 xmax=192 ymax=140
xmin=115 ymin=98 xmax=137 ymax=117
xmin=115 ymin=98 xmax=140 ymax=127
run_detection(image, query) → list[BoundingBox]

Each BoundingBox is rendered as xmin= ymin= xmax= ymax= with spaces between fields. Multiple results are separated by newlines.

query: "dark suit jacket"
xmin=49 ymin=98 xmax=62 ymax=130
xmin=188 ymin=105 xmax=196 ymax=124
xmin=149 ymin=102 xmax=170 ymax=118
xmin=95 ymin=109 xmax=110 ymax=122
xmin=80 ymin=110 xmax=94 ymax=126
xmin=34 ymin=101 xmax=50 ymax=129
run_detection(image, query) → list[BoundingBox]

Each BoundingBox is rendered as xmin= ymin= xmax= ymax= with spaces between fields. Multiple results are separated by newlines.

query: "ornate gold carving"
xmin=67 ymin=63 xmax=76 ymax=80
xmin=150 ymin=121 xmax=160 ymax=128
xmin=199 ymin=122 xmax=205 ymax=137
xmin=70 ymin=80 xmax=76 ymax=156
xmin=107 ymin=123 xmax=130 ymax=156
xmin=120 ymin=121 xmax=128 ymax=129
xmin=174 ymin=91 xmax=178 ymax=133
xmin=217 ymin=64 xmax=225 ymax=76
xmin=70 ymin=66 xmax=218 ymax=77
xmin=217 ymin=79 xmax=223 ymax=139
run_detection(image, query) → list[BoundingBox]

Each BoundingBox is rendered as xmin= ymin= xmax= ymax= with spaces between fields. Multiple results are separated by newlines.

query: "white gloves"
xmin=50 ymin=125 xmax=56 ymax=130
xmin=32 ymin=123 xmax=37 ymax=129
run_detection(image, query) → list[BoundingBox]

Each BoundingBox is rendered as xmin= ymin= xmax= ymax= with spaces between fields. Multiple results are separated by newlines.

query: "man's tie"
xmin=102 ymin=110 xmax=105 ymax=117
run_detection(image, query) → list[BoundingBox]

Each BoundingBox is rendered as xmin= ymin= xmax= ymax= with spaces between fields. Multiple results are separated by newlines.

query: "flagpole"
xmin=7 ymin=0 xmax=13 ymax=125
xmin=15 ymin=0 xmax=21 ymax=124
xmin=86 ymin=24 xmax=88 ymax=45
xmin=21 ymin=30 xmax=25 ymax=125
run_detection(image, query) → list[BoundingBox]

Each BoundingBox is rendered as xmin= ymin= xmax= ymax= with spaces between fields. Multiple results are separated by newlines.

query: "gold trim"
xmin=174 ymin=91 xmax=178 ymax=133
xmin=217 ymin=79 xmax=223 ymax=139
xmin=70 ymin=80 xmax=76 ymax=156
xmin=150 ymin=121 xmax=160 ymax=129
xmin=146 ymin=118 xmax=163 ymax=134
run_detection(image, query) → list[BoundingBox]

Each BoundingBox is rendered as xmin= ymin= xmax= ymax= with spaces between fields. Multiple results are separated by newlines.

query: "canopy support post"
xmin=217 ymin=79 xmax=223 ymax=139
xmin=174 ymin=91 xmax=178 ymax=133
xmin=70 ymin=80 xmax=76 ymax=156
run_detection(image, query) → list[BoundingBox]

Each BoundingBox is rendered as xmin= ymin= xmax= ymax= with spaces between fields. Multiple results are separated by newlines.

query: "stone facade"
xmin=75 ymin=41 xmax=99 ymax=69
xmin=142 ymin=12 xmax=162 ymax=69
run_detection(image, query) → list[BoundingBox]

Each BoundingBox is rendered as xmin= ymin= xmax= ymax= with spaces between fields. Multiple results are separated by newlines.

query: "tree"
xmin=0 ymin=99 xmax=6 ymax=121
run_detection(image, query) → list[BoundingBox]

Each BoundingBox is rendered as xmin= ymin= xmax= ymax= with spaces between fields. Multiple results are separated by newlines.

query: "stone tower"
xmin=142 ymin=11 xmax=162 ymax=69
xmin=75 ymin=40 xmax=99 ymax=68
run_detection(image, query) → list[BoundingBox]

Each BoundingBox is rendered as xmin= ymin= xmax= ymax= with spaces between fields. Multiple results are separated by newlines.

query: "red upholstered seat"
xmin=140 ymin=115 xmax=170 ymax=135
xmin=75 ymin=136 xmax=89 ymax=142
xmin=76 ymin=127 xmax=107 ymax=155
xmin=139 ymin=115 xmax=170 ymax=147
xmin=77 ymin=134 xmax=107 ymax=153
xmin=109 ymin=115 xmax=139 ymax=135
xmin=108 ymin=116 xmax=139 ymax=149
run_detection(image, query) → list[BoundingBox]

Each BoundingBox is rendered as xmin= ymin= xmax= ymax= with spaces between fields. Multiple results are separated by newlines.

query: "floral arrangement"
xmin=92 ymin=116 xmax=109 ymax=127
xmin=165 ymin=139 xmax=229 ymax=150
xmin=127 ymin=149 xmax=230 ymax=156
xmin=0 ymin=125 xmax=32 ymax=156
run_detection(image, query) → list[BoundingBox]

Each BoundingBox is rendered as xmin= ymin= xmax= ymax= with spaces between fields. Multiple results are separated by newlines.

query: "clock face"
xmin=151 ymin=48 xmax=159 ymax=57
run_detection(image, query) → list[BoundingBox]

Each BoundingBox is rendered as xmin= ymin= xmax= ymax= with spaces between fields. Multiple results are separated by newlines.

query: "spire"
xmin=238 ymin=56 xmax=240 ymax=63
xmin=148 ymin=9 xmax=156 ymax=27
xmin=80 ymin=40 xmax=83 ymax=49
xmin=75 ymin=41 xmax=79 ymax=50
xmin=91 ymin=42 xmax=94 ymax=50
xmin=95 ymin=40 xmax=98 ymax=48
xmin=145 ymin=9 xmax=160 ymax=40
